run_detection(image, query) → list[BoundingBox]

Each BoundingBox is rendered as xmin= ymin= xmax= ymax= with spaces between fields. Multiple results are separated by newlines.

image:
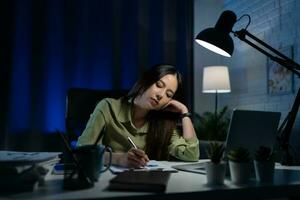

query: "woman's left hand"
xmin=163 ymin=100 xmax=188 ymax=114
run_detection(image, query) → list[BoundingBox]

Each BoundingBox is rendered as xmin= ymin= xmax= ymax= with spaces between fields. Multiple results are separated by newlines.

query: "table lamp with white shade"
xmin=202 ymin=66 xmax=231 ymax=116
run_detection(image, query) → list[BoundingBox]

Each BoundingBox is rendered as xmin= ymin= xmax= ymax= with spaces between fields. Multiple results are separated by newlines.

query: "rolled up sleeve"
xmin=168 ymin=129 xmax=200 ymax=161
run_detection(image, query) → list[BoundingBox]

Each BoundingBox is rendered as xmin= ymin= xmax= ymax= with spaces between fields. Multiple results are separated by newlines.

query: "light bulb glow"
xmin=196 ymin=39 xmax=231 ymax=57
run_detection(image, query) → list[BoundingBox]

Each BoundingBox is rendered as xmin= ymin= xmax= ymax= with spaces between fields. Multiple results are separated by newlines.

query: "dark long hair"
xmin=126 ymin=64 xmax=182 ymax=160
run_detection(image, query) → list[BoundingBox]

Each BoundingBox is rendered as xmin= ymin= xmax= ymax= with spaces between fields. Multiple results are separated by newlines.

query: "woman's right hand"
xmin=119 ymin=148 xmax=150 ymax=168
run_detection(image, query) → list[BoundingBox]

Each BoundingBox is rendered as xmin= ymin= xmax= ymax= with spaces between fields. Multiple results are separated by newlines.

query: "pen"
xmin=127 ymin=136 xmax=137 ymax=149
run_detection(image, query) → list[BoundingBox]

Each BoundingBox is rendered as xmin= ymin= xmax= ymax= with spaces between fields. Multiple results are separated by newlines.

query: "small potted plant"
xmin=227 ymin=147 xmax=251 ymax=185
xmin=254 ymin=146 xmax=275 ymax=183
xmin=205 ymin=142 xmax=226 ymax=185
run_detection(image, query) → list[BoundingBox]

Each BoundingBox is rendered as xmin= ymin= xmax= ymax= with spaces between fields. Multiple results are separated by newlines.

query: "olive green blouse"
xmin=77 ymin=98 xmax=199 ymax=161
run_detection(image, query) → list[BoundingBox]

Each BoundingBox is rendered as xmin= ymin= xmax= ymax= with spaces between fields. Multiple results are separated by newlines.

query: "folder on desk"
xmin=108 ymin=171 xmax=171 ymax=192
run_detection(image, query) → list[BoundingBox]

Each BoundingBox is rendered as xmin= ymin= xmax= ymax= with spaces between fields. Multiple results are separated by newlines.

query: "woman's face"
xmin=136 ymin=74 xmax=178 ymax=110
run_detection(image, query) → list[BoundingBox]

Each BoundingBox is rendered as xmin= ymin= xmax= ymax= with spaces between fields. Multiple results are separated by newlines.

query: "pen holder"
xmin=63 ymin=145 xmax=112 ymax=190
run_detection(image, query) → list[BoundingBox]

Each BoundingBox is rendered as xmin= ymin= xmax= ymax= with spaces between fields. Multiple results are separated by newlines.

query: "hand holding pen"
xmin=127 ymin=136 xmax=149 ymax=168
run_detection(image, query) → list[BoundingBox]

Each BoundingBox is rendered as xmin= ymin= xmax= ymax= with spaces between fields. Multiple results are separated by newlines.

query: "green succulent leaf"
xmin=254 ymin=146 xmax=275 ymax=162
xmin=206 ymin=142 xmax=225 ymax=164
xmin=227 ymin=147 xmax=251 ymax=162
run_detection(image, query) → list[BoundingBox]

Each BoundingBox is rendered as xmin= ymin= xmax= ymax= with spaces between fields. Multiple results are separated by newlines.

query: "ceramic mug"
xmin=74 ymin=144 xmax=112 ymax=182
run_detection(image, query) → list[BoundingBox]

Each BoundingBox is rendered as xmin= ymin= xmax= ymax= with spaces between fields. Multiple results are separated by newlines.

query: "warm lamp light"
xmin=202 ymin=66 xmax=231 ymax=116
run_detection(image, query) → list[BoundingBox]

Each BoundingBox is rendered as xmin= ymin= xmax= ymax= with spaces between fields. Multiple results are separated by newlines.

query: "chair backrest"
xmin=65 ymin=88 xmax=128 ymax=143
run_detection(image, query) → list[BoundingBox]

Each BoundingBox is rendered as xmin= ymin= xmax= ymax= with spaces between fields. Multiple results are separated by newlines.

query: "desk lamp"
xmin=195 ymin=10 xmax=300 ymax=165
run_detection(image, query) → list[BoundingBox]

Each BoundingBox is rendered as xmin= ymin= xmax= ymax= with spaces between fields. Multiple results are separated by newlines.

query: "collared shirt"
xmin=77 ymin=98 xmax=199 ymax=161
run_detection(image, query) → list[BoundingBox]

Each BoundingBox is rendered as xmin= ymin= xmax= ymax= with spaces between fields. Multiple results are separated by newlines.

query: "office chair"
xmin=65 ymin=88 xmax=128 ymax=147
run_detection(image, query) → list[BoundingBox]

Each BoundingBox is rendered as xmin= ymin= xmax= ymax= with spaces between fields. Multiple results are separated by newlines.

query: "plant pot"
xmin=229 ymin=161 xmax=251 ymax=185
xmin=205 ymin=162 xmax=226 ymax=185
xmin=254 ymin=160 xmax=275 ymax=183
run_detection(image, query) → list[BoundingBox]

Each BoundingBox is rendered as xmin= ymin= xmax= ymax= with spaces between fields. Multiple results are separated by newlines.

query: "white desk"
xmin=2 ymin=160 xmax=300 ymax=200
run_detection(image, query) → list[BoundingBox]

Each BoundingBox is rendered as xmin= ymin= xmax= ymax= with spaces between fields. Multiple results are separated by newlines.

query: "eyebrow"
xmin=159 ymin=80 xmax=175 ymax=95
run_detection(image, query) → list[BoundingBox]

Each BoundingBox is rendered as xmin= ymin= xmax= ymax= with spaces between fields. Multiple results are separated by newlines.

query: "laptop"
xmin=224 ymin=109 xmax=281 ymax=155
xmin=172 ymin=109 xmax=281 ymax=173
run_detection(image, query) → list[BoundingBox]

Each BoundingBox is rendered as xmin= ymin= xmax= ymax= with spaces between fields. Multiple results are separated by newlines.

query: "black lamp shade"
xmin=195 ymin=10 xmax=237 ymax=57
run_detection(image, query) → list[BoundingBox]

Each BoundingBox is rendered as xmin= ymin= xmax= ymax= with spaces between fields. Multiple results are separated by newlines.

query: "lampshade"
xmin=195 ymin=10 xmax=237 ymax=57
xmin=202 ymin=66 xmax=231 ymax=93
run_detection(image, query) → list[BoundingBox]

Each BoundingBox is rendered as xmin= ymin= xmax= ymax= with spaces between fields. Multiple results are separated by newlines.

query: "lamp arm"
xmin=233 ymin=28 xmax=300 ymax=165
xmin=233 ymin=29 xmax=300 ymax=77
xmin=277 ymin=88 xmax=300 ymax=165
xmin=278 ymin=88 xmax=300 ymax=145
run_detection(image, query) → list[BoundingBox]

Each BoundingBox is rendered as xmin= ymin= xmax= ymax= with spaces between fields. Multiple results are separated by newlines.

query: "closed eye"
xmin=156 ymin=80 xmax=164 ymax=88
xmin=156 ymin=79 xmax=175 ymax=98
xmin=166 ymin=92 xmax=173 ymax=98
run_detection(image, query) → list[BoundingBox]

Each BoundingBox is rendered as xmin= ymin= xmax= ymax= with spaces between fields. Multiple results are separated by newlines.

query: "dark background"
xmin=0 ymin=0 xmax=194 ymax=151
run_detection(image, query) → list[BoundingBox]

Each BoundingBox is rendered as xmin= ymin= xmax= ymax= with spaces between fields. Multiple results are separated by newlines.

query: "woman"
xmin=77 ymin=64 xmax=199 ymax=168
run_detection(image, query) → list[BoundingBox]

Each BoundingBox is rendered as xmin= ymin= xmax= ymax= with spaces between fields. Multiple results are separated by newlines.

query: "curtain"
xmin=0 ymin=0 xmax=193 ymax=150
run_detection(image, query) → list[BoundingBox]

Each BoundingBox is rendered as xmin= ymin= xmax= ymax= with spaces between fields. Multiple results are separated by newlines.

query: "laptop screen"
xmin=225 ymin=109 xmax=281 ymax=156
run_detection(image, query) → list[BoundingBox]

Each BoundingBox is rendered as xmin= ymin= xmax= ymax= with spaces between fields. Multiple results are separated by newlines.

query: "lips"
xmin=150 ymin=98 xmax=159 ymax=106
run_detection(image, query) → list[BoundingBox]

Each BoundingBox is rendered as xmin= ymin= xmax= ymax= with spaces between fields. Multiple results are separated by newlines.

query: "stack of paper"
xmin=0 ymin=151 xmax=60 ymax=166
xmin=0 ymin=150 xmax=61 ymax=193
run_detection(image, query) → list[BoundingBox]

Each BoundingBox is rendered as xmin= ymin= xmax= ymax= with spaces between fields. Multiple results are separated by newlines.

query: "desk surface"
xmin=2 ymin=160 xmax=300 ymax=200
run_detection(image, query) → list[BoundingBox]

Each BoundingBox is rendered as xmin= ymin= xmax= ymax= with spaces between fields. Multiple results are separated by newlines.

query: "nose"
xmin=156 ymin=94 xmax=162 ymax=101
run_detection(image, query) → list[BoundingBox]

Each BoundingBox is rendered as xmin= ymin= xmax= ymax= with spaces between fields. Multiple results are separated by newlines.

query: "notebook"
xmin=108 ymin=171 xmax=171 ymax=192
xmin=173 ymin=109 xmax=281 ymax=173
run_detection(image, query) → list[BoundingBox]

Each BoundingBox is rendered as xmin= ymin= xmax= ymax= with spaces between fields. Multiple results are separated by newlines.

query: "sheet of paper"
xmin=172 ymin=162 xmax=207 ymax=174
xmin=109 ymin=160 xmax=178 ymax=174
